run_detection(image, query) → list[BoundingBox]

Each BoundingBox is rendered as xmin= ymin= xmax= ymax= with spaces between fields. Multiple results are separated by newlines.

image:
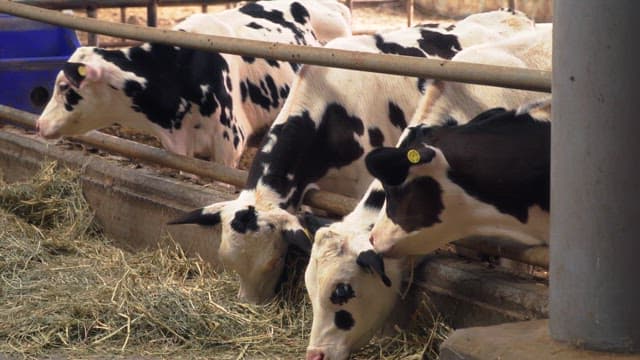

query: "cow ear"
xmin=63 ymin=62 xmax=102 ymax=88
xmin=167 ymin=203 xmax=226 ymax=226
xmin=299 ymin=212 xmax=336 ymax=236
xmin=356 ymin=249 xmax=392 ymax=287
xmin=366 ymin=147 xmax=410 ymax=186
xmin=281 ymin=228 xmax=312 ymax=254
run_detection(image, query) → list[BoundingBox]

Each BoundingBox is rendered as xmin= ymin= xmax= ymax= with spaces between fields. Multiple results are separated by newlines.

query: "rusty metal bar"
xmin=508 ymin=0 xmax=516 ymax=10
xmin=85 ymin=5 xmax=98 ymax=46
xmin=12 ymin=0 xmax=239 ymax=10
xmin=146 ymin=0 xmax=157 ymax=27
xmin=0 ymin=0 xmax=552 ymax=92
xmin=406 ymin=0 xmax=414 ymax=27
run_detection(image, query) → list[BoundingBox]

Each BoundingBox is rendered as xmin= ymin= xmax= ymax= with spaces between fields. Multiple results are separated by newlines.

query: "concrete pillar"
xmin=550 ymin=0 xmax=640 ymax=353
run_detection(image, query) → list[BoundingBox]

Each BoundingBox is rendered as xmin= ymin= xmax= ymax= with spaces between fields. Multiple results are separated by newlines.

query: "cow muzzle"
xmin=35 ymin=119 xmax=61 ymax=139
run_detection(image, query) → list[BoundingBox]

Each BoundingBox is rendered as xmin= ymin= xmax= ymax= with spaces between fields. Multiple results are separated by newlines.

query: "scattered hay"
xmin=0 ymin=162 xmax=449 ymax=359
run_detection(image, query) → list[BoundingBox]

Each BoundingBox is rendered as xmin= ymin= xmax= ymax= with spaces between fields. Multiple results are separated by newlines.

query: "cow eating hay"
xmin=0 ymin=163 xmax=448 ymax=359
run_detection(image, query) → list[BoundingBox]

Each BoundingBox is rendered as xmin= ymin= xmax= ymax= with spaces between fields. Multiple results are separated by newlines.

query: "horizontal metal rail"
xmin=0 ymin=1 xmax=552 ymax=92
xmin=0 ymin=105 xmax=358 ymax=216
xmin=12 ymin=0 xmax=237 ymax=10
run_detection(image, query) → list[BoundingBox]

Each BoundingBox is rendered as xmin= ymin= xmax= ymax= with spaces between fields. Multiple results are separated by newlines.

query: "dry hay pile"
xmin=0 ymin=163 xmax=449 ymax=359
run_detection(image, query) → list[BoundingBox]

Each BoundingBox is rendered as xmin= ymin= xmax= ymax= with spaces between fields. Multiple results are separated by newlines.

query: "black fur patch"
xmin=385 ymin=176 xmax=444 ymax=232
xmin=94 ymin=44 xmax=233 ymax=131
xmin=374 ymin=34 xmax=426 ymax=57
xmin=334 ymin=310 xmax=355 ymax=330
xmin=417 ymin=29 xmax=462 ymax=59
xmin=246 ymin=21 xmax=264 ymax=30
xmin=167 ymin=208 xmax=221 ymax=226
xmin=230 ymin=206 xmax=259 ymax=233
xmin=388 ymin=102 xmax=407 ymax=129
xmin=64 ymin=89 xmax=83 ymax=111
xmin=290 ymin=2 xmax=310 ymax=24
xmin=239 ymin=2 xmax=308 ymax=45
xmin=330 ymin=283 xmax=355 ymax=305
xmin=368 ymin=127 xmax=385 ymax=147
xmin=364 ymin=190 xmax=386 ymax=210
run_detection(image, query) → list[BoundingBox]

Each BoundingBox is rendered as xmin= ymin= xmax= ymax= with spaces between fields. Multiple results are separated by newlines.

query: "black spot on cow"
xmin=368 ymin=127 xmax=385 ymax=147
xmin=374 ymin=34 xmax=426 ymax=57
xmin=443 ymin=115 xmax=458 ymax=126
xmin=445 ymin=24 xmax=456 ymax=31
xmin=364 ymin=190 xmax=386 ymax=209
xmin=417 ymin=78 xmax=428 ymax=93
xmin=242 ymin=56 xmax=256 ymax=64
xmin=230 ymin=206 xmax=259 ymax=233
xmin=223 ymin=131 xmax=230 ymax=141
xmin=266 ymin=59 xmax=280 ymax=68
xmin=240 ymin=81 xmax=248 ymax=102
xmin=421 ymin=23 xmax=440 ymax=28
xmin=64 ymin=89 xmax=83 ymax=111
xmin=330 ymin=283 xmax=355 ymax=305
xmin=194 ymin=123 xmax=201 ymax=129
xmin=334 ymin=310 xmax=355 ymax=330
xmin=440 ymin=109 xmax=550 ymax=222
xmin=417 ymin=29 xmax=462 ymax=59
xmin=233 ymin=135 xmax=240 ymax=149
xmin=279 ymin=84 xmax=290 ymax=99
xmin=239 ymin=2 xmax=308 ymax=45
xmin=168 ymin=208 xmax=221 ymax=226
xmin=289 ymin=62 xmax=300 ymax=72
xmin=246 ymin=21 xmax=264 ymax=30
xmin=94 ymin=43 xmax=233 ymax=130
xmin=246 ymin=103 xmax=365 ymax=208
xmin=290 ymin=2 xmax=310 ymax=25
xmin=385 ymin=176 xmax=444 ymax=232
xmin=388 ymin=102 xmax=407 ymax=129
xmin=366 ymin=147 xmax=411 ymax=187
xmin=245 ymin=77 xmax=279 ymax=111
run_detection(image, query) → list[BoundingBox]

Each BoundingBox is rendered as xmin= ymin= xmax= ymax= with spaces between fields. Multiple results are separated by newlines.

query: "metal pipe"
xmin=85 ymin=5 xmax=98 ymax=46
xmin=12 ymin=0 xmax=238 ymax=10
xmin=550 ymin=0 xmax=640 ymax=352
xmin=146 ymin=0 xmax=157 ymax=27
xmin=406 ymin=0 xmax=414 ymax=27
xmin=0 ymin=105 xmax=550 ymax=268
xmin=0 ymin=0 xmax=552 ymax=93
xmin=508 ymin=0 xmax=516 ymax=10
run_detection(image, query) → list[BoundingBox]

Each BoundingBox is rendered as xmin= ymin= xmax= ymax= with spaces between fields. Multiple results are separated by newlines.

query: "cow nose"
xmin=305 ymin=350 xmax=325 ymax=360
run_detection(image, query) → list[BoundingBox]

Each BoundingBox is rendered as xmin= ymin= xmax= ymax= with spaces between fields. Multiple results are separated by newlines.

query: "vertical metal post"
xmin=508 ymin=0 xmax=516 ymax=11
xmin=202 ymin=2 xmax=208 ymax=13
xmin=406 ymin=0 xmax=414 ymax=27
xmin=120 ymin=6 xmax=126 ymax=42
xmin=550 ymin=0 xmax=640 ymax=353
xmin=86 ymin=5 xmax=98 ymax=46
xmin=147 ymin=0 xmax=158 ymax=27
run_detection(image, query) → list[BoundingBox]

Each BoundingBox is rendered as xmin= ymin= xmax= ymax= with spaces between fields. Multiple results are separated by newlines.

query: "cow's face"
xmin=366 ymin=143 xmax=449 ymax=256
xmin=305 ymin=228 xmax=401 ymax=360
xmin=169 ymin=197 xmax=312 ymax=304
xmin=37 ymin=47 xmax=148 ymax=139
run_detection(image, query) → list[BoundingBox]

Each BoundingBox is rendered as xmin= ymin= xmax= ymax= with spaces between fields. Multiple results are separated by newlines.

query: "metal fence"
xmin=0 ymin=0 xmax=551 ymax=268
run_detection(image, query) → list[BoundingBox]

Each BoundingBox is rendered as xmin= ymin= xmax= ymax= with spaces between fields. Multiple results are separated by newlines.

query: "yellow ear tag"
xmin=77 ymin=65 xmax=87 ymax=77
xmin=407 ymin=149 xmax=421 ymax=164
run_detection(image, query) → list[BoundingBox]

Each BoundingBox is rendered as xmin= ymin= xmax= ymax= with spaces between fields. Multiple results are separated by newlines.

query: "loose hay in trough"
xmin=0 ymin=162 xmax=450 ymax=359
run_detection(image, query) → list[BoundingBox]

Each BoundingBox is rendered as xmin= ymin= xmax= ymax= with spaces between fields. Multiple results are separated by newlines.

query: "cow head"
xmin=365 ymin=135 xmax=450 ymax=257
xmin=305 ymin=223 xmax=402 ymax=360
xmin=169 ymin=195 xmax=312 ymax=304
xmin=37 ymin=47 xmax=145 ymax=139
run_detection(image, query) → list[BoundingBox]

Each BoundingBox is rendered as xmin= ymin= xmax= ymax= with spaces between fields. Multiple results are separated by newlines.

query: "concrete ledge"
xmin=0 ymin=129 xmax=232 ymax=267
xmin=440 ymin=320 xmax=640 ymax=360
xmin=417 ymin=254 xmax=547 ymax=328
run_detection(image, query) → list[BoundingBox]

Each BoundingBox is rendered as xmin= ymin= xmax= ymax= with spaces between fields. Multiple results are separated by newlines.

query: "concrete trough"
xmin=0 ymin=127 xmax=548 ymax=328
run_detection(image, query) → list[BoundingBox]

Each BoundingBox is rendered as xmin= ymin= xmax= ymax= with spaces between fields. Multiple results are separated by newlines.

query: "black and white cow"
xmin=170 ymin=9 xmax=541 ymax=304
xmin=36 ymin=0 xmax=351 ymax=167
xmin=304 ymin=27 xmax=551 ymax=360
xmin=367 ymin=99 xmax=551 ymax=256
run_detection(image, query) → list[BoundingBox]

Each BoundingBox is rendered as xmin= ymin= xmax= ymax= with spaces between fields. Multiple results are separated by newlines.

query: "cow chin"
xmin=305 ymin=345 xmax=350 ymax=360
xmin=235 ymin=259 xmax=284 ymax=304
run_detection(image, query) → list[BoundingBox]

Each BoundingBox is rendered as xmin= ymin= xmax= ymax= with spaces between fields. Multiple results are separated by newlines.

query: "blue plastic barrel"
xmin=0 ymin=14 xmax=80 ymax=114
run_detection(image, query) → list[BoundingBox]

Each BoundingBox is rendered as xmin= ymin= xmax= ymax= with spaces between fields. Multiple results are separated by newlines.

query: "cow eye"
xmin=59 ymin=83 xmax=70 ymax=92
xmin=330 ymin=283 xmax=355 ymax=306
